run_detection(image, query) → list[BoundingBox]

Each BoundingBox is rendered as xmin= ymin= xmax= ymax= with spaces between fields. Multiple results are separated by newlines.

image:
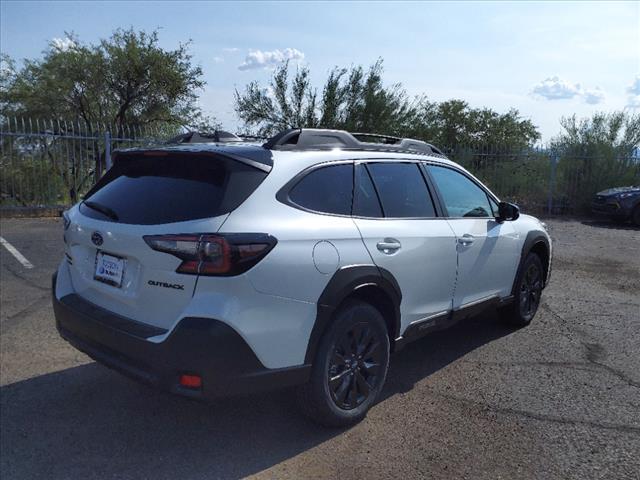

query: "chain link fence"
xmin=1 ymin=117 xmax=639 ymax=216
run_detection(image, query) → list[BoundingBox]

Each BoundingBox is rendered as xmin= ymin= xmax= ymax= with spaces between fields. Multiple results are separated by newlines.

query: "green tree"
xmin=1 ymin=29 xmax=212 ymax=205
xmin=234 ymin=61 xmax=318 ymax=136
xmin=551 ymin=111 xmax=640 ymax=154
xmin=318 ymin=60 xmax=418 ymax=135
xmin=1 ymin=29 xmax=209 ymax=131
xmin=407 ymin=99 xmax=540 ymax=149
xmin=235 ymin=59 xmax=418 ymax=137
xmin=234 ymin=60 xmax=539 ymax=149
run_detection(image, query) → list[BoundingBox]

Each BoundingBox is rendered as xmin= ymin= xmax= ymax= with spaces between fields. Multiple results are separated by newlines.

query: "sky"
xmin=1 ymin=0 xmax=639 ymax=142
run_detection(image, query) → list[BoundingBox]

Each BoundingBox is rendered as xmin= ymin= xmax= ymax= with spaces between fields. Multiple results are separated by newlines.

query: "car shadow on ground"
xmin=0 ymin=312 xmax=513 ymax=479
xmin=581 ymin=220 xmax=638 ymax=231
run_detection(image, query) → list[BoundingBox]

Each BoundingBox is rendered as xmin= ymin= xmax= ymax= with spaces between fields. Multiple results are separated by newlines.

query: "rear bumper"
xmin=52 ymin=273 xmax=310 ymax=399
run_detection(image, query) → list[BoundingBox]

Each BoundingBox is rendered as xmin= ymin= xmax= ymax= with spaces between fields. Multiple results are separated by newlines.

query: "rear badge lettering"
xmin=148 ymin=280 xmax=185 ymax=290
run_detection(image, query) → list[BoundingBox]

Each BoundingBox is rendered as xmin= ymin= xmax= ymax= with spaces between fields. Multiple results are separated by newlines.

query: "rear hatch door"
xmin=64 ymin=149 xmax=268 ymax=331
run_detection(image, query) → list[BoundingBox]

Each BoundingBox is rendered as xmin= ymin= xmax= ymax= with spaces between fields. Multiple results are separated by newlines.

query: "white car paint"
xmin=446 ymin=217 xmax=521 ymax=308
xmin=54 ymin=147 xmax=551 ymax=369
xmin=354 ymin=216 xmax=458 ymax=331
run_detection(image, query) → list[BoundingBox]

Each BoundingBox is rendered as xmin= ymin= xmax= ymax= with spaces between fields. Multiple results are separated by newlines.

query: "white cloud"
xmin=626 ymin=76 xmax=640 ymax=108
xmin=213 ymin=56 xmax=224 ymax=64
xmin=627 ymin=75 xmax=640 ymax=95
xmin=531 ymin=76 xmax=604 ymax=104
xmin=583 ymin=87 xmax=605 ymax=105
xmin=238 ymin=48 xmax=304 ymax=71
xmin=531 ymin=76 xmax=582 ymax=100
xmin=51 ymin=37 xmax=76 ymax=51
xmin=223 ymin=47 xmax=240 ymax=53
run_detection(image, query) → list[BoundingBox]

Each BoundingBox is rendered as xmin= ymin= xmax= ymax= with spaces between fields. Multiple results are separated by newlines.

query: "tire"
xmin=500 ymin=252 xmax=544 ymax=327
xmin=297 ymin=299 xmax=390 ymax=427
xmin=632 ymin=205 xmax=640 ymax=227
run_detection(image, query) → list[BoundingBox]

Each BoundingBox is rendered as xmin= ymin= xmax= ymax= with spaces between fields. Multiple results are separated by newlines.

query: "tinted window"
xmin=427 ymin=165 xmax=492 ymax=218
xmin=289 ymin=164 xmax=353 ymax=215
xmin=81 ymin=154 xmax=267 ymax=225
xmin=353 ymin=164 xmax=383 ymax=217
xmin=367 ymin=163 xmax=436 ymax=218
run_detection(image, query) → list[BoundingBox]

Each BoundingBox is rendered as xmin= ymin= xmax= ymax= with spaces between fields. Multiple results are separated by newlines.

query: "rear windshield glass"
xmin=80 ymin=154 xmax=267 ymax=225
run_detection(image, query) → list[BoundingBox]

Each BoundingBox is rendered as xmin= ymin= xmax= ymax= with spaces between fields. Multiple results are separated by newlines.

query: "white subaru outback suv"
xmin=53 ymin=128 xmax=552 ymax=426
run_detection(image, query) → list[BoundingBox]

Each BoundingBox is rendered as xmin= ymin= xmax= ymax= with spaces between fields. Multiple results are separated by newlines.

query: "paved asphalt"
xmin=1 ymin=217 xmax=639 ymax=480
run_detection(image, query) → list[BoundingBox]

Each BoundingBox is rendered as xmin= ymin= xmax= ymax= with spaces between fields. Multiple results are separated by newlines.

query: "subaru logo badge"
xmin=91 ymin=231 xmax=104 ymax=246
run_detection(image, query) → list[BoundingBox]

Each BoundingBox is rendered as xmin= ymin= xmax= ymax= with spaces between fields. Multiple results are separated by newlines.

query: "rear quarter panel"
xmin=219 ymin=159 xmax=374 ymax=303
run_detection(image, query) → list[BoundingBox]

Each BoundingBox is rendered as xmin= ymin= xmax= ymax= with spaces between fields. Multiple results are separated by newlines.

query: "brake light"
xmin=179 ymin=374 xmax=202 ymax=389
xmin=143 ymin=233 xmax=276 ymax=276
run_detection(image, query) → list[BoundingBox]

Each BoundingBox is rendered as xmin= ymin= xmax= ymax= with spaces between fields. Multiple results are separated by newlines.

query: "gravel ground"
xmin=1 ymin=217 xmax=639 ymax=480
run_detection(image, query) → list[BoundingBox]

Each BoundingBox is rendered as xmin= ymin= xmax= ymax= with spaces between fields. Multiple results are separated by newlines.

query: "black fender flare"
xmin=512 ymin=230 xmax=551 ymax=295
xmin=304 ymin=265 xmax=402 ymax=364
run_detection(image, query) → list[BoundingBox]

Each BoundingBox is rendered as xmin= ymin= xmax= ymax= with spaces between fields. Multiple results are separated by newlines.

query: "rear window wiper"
xmin=82 ymin=200 xmax=119 ymax=221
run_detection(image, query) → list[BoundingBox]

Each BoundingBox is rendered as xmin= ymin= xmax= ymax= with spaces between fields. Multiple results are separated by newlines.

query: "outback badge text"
xmin=147 ymin=280 xmax=185 ymax=290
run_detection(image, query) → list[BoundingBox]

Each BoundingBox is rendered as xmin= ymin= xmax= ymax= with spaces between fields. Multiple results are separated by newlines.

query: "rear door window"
xmin=367 ymin=163 xmax=436 ymax=218
xmin=81 ymin=154 xmax=267 ymax=225
xmin=288 ymin=164 xmax=353 ymax=215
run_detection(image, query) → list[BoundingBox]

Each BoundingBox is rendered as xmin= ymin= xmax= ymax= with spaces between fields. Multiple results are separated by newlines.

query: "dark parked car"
xmin=591 ymin=186 xmax=640 ymax=226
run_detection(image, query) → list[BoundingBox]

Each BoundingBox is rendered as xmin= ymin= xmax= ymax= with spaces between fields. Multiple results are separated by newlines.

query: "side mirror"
xmin=497 ymin=202 xmax=519 ymax=222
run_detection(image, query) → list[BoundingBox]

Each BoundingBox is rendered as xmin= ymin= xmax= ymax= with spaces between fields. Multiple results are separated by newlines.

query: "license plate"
xmin=94 ymin=251 xmax=125 ymax=287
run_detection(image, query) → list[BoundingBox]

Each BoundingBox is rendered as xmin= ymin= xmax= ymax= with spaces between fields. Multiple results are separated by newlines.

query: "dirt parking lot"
xmin=1 ymin=217 xmax=639 ymax=479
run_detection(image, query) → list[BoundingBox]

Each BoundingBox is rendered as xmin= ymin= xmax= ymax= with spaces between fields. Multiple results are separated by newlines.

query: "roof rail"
xmin=351 ymin=132 xmax=403 ymax=144
xmin=263 ymin=128 xmax=445 ymax=157
xmin=236 ymin=133 xmax=269 ymax=142
xmin=166 ymin=130 xmax=243 ymax=144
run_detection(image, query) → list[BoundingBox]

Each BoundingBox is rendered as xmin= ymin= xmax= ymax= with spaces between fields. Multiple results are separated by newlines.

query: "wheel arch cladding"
xmin=515 ymin=231 xmax=551 ymax=293
xmin=304 ymin=265 xmax=402 ymax=364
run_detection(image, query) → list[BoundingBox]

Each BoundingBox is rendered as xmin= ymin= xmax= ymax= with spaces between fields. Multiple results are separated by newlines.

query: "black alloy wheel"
xmin=519 ymin=261 xmax=543 ymax=321
xmin=500 ymin=252 xmax=545 ymax=327
xmin=297 ymin=300 xmax=390 ymax=427
xmin=328 ymin=322 xmax=383 ymax=410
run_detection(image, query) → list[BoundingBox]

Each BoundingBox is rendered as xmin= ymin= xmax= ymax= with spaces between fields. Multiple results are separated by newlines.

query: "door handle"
xmin=377 ymin=239 xmax=402 ymax=254
xmin=457 ymin=234 xmax=475 ymax=246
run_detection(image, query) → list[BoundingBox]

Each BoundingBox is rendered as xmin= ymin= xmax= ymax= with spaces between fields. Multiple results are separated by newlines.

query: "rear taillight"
xmin=143 ymin=233 xmax=277 ymax=276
